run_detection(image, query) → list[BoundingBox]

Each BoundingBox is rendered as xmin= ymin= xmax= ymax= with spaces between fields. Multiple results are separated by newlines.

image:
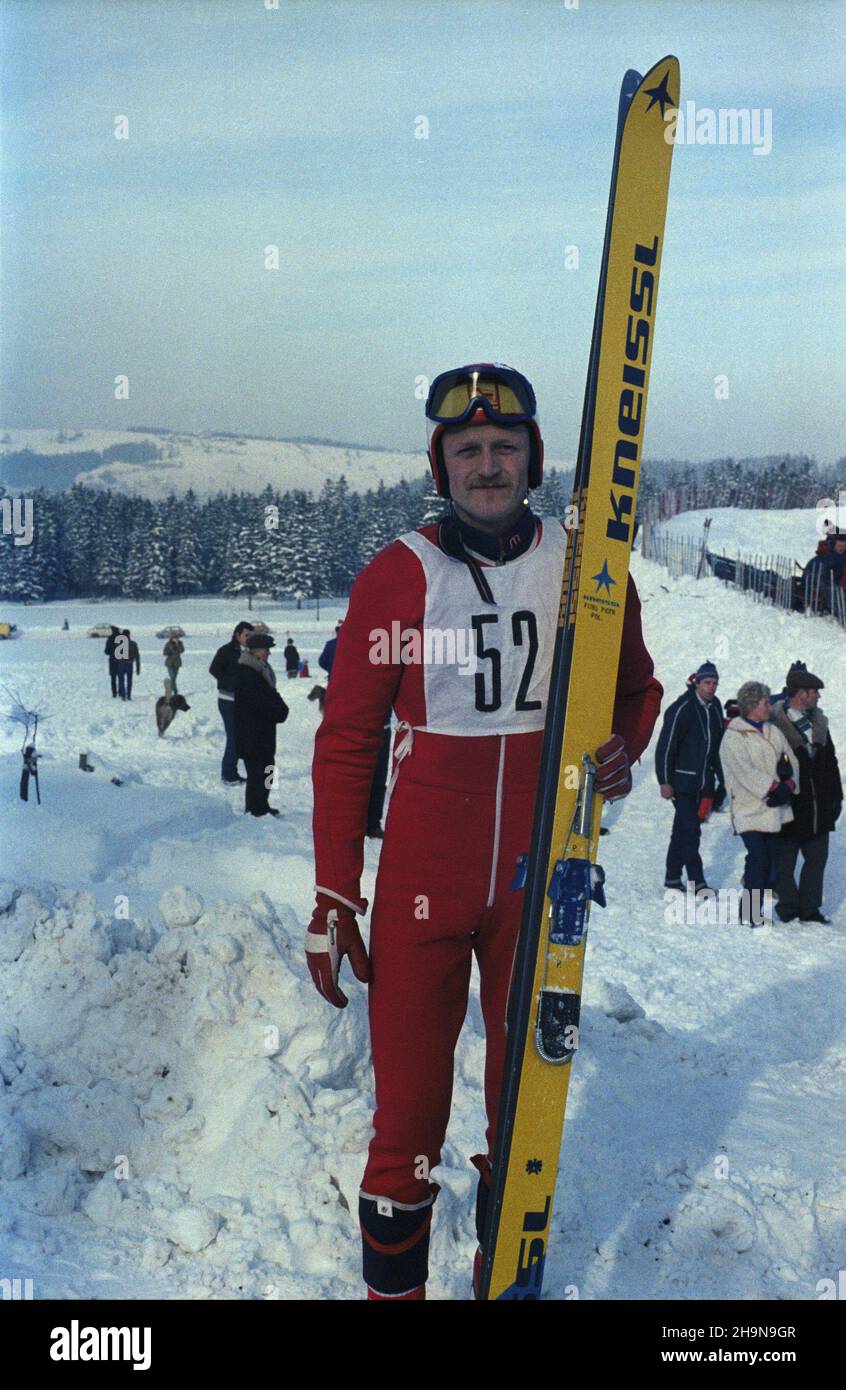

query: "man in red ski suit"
xmin=307 ymin=365 xmax=662 ymax=1300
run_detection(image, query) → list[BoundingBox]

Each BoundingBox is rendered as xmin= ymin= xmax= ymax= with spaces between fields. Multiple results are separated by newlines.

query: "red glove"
xmin=594 ymin=734 xmax=632 ymax=801
xmin=305 ymin=893 xmax=371 ymax=1008
xmin=697 ymin=796 xmax=713 ymax=821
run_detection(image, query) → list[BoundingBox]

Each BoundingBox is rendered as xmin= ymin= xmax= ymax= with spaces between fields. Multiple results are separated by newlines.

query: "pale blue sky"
xmin=2 ymin=0 xmax=844 ymax=463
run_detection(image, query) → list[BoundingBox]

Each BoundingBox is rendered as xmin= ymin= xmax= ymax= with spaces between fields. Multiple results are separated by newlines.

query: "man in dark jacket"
xmin=116 ymin=629 xmax=141 ymax=701
xmin=771 ymin=666 xmax=842 ymax=923
xmin=210 ymin=622 xmax=254 ymax=784
xmin=655 ymin=660 xmax=726 ymax=894
xmin=283 ymin=637 xmax=300 ymax=679
xmin=813 ymin=531 xmax=846 ymax=586
xmin=806 ymin=531 xmax=846 ymax=612
xmin=234 ymin=632 xmax=289 ymax=817
xmin=104 ymin=626 xmax=121 ymax=697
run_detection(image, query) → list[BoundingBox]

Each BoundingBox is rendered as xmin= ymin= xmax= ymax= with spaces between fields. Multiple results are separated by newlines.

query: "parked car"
xmin=0 ymin=621 xmax=19 ymax=639
xmin=87 ymin=623 xmax=116 ymax=638
xmin=156 ymin=625 xmax=187 ymax=639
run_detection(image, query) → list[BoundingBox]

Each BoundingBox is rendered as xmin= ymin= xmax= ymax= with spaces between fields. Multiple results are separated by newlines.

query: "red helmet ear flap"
xmin=528 ymin=422 xmax=544 ymax=489
xmin=427 ymin=431 xmax=452 ymax=498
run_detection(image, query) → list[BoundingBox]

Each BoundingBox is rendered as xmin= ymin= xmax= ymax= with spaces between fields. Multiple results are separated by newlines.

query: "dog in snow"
xmin=307 ymin=684 xmax=327 ymax=715
xmin=156 ymin=678 xmax=191 ymax=736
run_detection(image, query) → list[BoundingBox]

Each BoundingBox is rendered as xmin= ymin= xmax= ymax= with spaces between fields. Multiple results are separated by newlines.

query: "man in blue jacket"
xmin=655 ymin=660 xmax=726 ymax=894
xmin=317 ymin=621 xmax=343 ymax=678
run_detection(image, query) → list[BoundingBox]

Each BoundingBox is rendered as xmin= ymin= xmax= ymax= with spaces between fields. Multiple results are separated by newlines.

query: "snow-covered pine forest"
xmin=0 ymin=473 xmax=577 ymax=605
xmin=1 ymin=445 xmax=843 ymax=605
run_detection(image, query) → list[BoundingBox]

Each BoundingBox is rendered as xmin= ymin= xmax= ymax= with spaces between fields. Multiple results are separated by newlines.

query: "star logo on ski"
xmin=644 ymin=70 xmax=675 ymax=118
xmin=526 ymin=1158 xmax=543 ymax=1175
xmin=592 ymin=560 xmax=616 ymax=595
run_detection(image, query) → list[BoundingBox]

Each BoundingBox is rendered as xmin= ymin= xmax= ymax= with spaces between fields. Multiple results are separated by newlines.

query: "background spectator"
xmin=209 ymin=621 xmax=253 ymax=784
xmin=770 ymin=667 xmax=842 ymax=923
xmin=283 ymin=636 xmax=300 ymax=680
xmin=720 ymin=681 xmax=799 ymax=926
xmin=234 ymin=632 xmax=289 ymax=817
xmin=655 ymin=660 xmax=725 ymax=895
xmin=115 ymin=629 xmax=140 ymax=701
xmin=163 ymin=634 xmax=185 ymax=693
xmin=104 ymin=625 xmax=120 ymax=698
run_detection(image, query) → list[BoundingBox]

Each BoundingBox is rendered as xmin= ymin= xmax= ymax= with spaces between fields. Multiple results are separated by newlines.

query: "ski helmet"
xmin=425 ymin=363 xmax=544 ymax=498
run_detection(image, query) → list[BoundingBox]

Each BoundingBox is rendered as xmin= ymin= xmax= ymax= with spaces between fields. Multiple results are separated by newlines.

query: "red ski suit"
xmin=312 ymin=518 xmax=662 ymax=1216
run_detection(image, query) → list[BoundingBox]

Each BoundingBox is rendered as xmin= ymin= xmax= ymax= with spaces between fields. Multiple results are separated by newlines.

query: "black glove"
xmin=766 ymin=781 xmax=793 ymax=808
xmin=712 ymin=784 xmax=727 ymax=811
xmin=775 ymin=752 xmax=793 ymax=782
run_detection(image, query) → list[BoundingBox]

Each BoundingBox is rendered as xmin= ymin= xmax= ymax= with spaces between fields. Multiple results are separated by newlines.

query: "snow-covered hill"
xmin=0 ymin=557 xmax=844 ymax=1300
xmin=0 ymin=427 xmax=573 ymax=500
xmin=660 ymin=506 xmax=834 ymax=568
xmin=0 ymin=428 xmax=429 ymax=499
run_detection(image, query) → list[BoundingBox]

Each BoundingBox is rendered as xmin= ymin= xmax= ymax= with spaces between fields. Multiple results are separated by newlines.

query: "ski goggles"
xmin=425 ymin=364 xmax=538 ymax=428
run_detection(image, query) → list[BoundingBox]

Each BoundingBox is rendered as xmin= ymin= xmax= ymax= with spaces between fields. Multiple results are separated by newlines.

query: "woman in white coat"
xmin=720 ymin=682 xmax=800 ymax=924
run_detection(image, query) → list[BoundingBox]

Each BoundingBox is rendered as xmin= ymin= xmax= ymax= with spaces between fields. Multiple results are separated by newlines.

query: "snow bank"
xmin=0 ymin=880 xmax=376 ymax=1297
xmin=1 ymin=569 xmax=845 ymax=1299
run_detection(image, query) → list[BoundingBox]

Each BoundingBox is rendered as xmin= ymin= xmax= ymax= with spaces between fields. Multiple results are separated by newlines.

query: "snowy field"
xmin=0 ymin=551 xmax=845 ymax=1301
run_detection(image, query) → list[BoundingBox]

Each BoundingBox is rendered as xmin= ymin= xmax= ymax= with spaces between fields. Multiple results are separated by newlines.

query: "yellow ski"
xmin=479 ymin=56 xmax=680 ymax=1301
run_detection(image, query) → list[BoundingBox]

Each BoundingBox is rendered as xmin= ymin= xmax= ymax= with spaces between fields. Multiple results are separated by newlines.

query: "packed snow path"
xmin=0 ymin=554 xmax=844 ymax=1300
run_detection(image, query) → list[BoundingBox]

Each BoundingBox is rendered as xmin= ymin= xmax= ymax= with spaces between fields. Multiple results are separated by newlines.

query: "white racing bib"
xmin=397 ymin=518 xmax=567 ymax=736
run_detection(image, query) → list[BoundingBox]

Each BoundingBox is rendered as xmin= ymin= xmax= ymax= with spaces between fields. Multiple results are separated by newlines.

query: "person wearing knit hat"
xmin=772 ymin=660 xmax=823 ymax=713
xmin=770 ymin=668 xmax=840 ymax=923
xmin=785 ymin=665 xmax=824 ymax=692
xmin=691 ymin=660 xmax=719 ymax=684
xmin=655 ymin=661 xmax=726 ymax=896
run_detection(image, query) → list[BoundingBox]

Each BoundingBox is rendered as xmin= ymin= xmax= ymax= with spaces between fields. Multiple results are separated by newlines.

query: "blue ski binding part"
xmin=510 ymin=853 xmax=529 ymax=891
xmin=547 ymin=858 xmax=606 ymax=945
